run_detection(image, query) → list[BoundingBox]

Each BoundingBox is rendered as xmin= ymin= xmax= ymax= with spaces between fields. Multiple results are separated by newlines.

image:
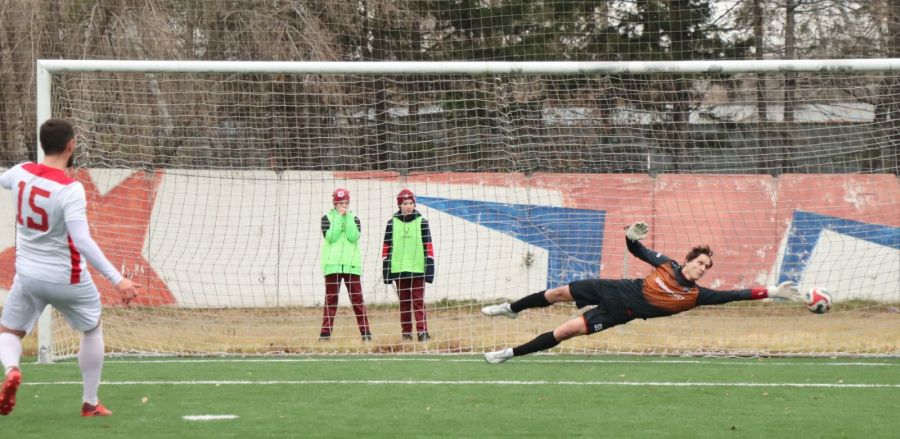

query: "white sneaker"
xmin=484 ymin=348 xmax=514 ymax=364
xmin=481 ymin=303 xmax=518 ymax=319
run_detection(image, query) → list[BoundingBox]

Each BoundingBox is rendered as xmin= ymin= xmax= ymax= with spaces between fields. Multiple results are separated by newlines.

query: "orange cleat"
xmin=0 ymin=368 xmax=22 ymax=416
xmin=81 ymin=401 xmax=113 ymax=417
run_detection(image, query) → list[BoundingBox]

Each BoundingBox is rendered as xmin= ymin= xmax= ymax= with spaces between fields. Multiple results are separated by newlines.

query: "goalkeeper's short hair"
xmin=684 ymin=245 xmax=713 ymax=268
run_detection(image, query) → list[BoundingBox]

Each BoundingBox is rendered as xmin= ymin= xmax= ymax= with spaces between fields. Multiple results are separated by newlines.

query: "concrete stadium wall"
xmin=0 ymin=170 xmax=896 ymax=307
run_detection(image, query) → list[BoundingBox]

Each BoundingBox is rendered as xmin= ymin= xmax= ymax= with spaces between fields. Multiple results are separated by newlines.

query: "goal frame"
xmin=34 ymin=58 xmax=900 ymax=363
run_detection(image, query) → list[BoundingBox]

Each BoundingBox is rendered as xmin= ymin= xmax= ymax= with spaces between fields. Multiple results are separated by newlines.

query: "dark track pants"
xmin=320 ymin=273 xmax=370 ymax=336
xmin=395 ymin=277 xmax=427 ymax=334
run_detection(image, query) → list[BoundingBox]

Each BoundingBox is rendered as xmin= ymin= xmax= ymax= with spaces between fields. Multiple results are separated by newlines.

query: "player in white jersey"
xmin=0 ymin=119 xmax=139 ymax=417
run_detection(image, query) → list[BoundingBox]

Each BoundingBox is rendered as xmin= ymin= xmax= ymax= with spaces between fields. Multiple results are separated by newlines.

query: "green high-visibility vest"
xmin=321 ymin=209 xmax=362 ymax=275
xmin=390 ymin=216 xmax=425 ymax=274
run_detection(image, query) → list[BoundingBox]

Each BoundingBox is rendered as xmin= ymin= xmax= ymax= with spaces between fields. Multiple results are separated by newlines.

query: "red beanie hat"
xmin=396 ymin=188 xmax=415 ymax=206
xmin=332 ymin=188 xmax=350 ymax=203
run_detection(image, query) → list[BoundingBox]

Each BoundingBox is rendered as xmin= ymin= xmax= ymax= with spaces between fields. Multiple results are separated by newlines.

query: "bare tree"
xmin=784 ymin=0 xmax=796 ymax=124
xmin=754 ymin=0 xmax=766 ymax=122
xmin=874 ymin=0 xmax=900 ymax=171
xmin=0 ymin=0 xmax=896 ymax=174
xmin=0 ymin=2 xmax=37 ymax=163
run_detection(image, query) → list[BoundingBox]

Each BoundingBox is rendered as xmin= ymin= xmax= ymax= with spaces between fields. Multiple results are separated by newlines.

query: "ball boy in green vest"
xmin=320 ymin=188 xmax=372 ymax=341
xmin=381 ymin=189 xmax=435 ymax=341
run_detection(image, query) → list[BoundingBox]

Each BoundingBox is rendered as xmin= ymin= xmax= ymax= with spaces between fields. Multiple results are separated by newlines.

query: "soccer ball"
xmin=805 ymin=287 xmax=832 ymax=314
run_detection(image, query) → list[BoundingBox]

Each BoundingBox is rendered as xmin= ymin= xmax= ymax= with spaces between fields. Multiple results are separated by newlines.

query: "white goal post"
xmin=36 ymin=58 xmax=900 ymax=76
xmin=30 ymin=59 xmax=900 ymax=362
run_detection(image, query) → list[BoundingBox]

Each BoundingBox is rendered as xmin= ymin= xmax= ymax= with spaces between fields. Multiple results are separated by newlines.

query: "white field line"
xmin=98 ymin=357 xmax=899 ymax=367
xmin=22 ymin=379 xmax=900 ymax=388
xmin=183 ymin=415 xmax=239 ymax=421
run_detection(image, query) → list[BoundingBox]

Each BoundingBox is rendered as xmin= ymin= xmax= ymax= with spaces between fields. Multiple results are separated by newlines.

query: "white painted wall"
xmin=797 ymin=230 xmax=899 ymax=303
xmin=142 ymin=170 xmax=558 ymax=307
xmin=1 ymin=169 xmax=896 ymax=308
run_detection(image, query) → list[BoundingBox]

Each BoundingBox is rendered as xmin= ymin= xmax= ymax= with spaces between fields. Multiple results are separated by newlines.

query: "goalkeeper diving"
xmin=481 ymin=221 xmax=803 ymax=363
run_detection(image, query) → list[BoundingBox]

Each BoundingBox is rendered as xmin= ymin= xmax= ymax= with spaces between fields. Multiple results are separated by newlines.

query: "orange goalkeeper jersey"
xmin=616 ymin=238 xmax=763 ymax=318
xmin=642 ymin=262 xmax=701 ymax=313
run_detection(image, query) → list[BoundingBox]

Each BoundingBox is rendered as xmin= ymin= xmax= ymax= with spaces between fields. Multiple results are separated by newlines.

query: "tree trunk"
xmin=875 ymin=0 xmax=900 ymax=172
xmin=784 ymin=0 xmax=796 ymax=124
xmin=123 ymin=12 xmax=177 ymax=168
xmin=780 ymin=0 xmax=798 ymax=174
xmin=754 ymin=0 xmax=766 ymax=122
xmin=669 ymin=0 xmax=693 ymax=172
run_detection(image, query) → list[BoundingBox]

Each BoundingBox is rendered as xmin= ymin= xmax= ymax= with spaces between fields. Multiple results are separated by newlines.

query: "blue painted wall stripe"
xmin=416 ymin=197 xmax=604 ymax=288
xmin=779 ymin=211 xmax=900 ymax=283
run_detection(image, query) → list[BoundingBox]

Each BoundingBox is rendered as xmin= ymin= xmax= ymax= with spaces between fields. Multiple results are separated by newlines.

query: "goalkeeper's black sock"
xmin=510 ymin=290 xmax=550 ymax=313
xmin=512 ymin=331 xmax=559 ymax=357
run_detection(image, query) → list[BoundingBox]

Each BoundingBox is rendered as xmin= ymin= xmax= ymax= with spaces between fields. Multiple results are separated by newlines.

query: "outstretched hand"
xmin=767 ymin=281 xmax=802 ymax=301
xmin=625 ymin=221 xmax=649 ymax=241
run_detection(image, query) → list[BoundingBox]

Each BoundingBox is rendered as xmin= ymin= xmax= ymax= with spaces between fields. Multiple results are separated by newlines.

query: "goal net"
xmin=25 ymin=59 xmax=900 ymax=360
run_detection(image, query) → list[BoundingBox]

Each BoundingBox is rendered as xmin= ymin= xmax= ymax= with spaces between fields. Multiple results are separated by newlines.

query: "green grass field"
xmin=4 ymin=355 xmax=899 ymax=438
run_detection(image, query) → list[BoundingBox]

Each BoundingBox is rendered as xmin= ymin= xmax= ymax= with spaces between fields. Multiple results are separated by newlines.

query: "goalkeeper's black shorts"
xmin=569 ymin=279 xmax=636 ymax=334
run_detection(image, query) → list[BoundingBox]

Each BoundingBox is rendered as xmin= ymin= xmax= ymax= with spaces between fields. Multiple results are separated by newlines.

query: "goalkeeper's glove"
xmin=767 ymin=281 xmax=802 ymax=301
xmin=625 ymin=221 xmax=649 ymax=241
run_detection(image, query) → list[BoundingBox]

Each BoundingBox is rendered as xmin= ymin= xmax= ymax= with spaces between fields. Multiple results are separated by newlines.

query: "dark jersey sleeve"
xmin=627 ymin=238 xmax=671 ymax=267
xmin=696 ymin=286 xmax=754 ymax=305
xmin=382 ymin=219 xmax=393 ymax=256
xmin=421 ymin=218 xmax=435 ymax=283
xmin=382 ymin=218 xmax=394 ymax=284
xmin=321 ymin=215 xmax=331 ymax=238
xmin=421 ymin=218 xmax=433 ymax=254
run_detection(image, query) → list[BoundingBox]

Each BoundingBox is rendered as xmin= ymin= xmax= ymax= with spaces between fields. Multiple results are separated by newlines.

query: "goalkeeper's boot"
xmin=481 ymin=303 xmax=518 ymax=319
xmin=484 ymin=348 xmax=514 ymax=364
xmin=0 ymin=367 xmax=22 ymax=415
xmin=81 ymin=401 xmax=113 ymax=417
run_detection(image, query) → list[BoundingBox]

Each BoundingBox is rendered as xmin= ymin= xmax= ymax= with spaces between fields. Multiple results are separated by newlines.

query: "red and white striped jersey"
xmin=0 ymin=162 xmax=89 ymax=284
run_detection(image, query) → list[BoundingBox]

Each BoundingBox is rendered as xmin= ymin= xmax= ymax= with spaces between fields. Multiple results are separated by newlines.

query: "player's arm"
xmin=321 ymin=215 xmax=330 ymax=238
xmin=381 ymin=219 xmax=393 ymax=284
xmin=322 ymin=214 xmax=343 ymax=242
xmin=345 ymin=216 xmax=361 ymax=243
xmin=697 ymin=281 xmax=801 ymax=305
xmin=62 ymin=184 xmax=139 ymax=302
xmin=624 ymin=221 xmax=670 ymax=267
xmin=66 ymin=219 xmax=123 ymax=285
xmin=697 ymin=286 xmax=758 ymax=305
xmin=66 ymin=219 xmax=139 ymax=304
xmin=421 ymin=218 xmax=435 ymax=283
